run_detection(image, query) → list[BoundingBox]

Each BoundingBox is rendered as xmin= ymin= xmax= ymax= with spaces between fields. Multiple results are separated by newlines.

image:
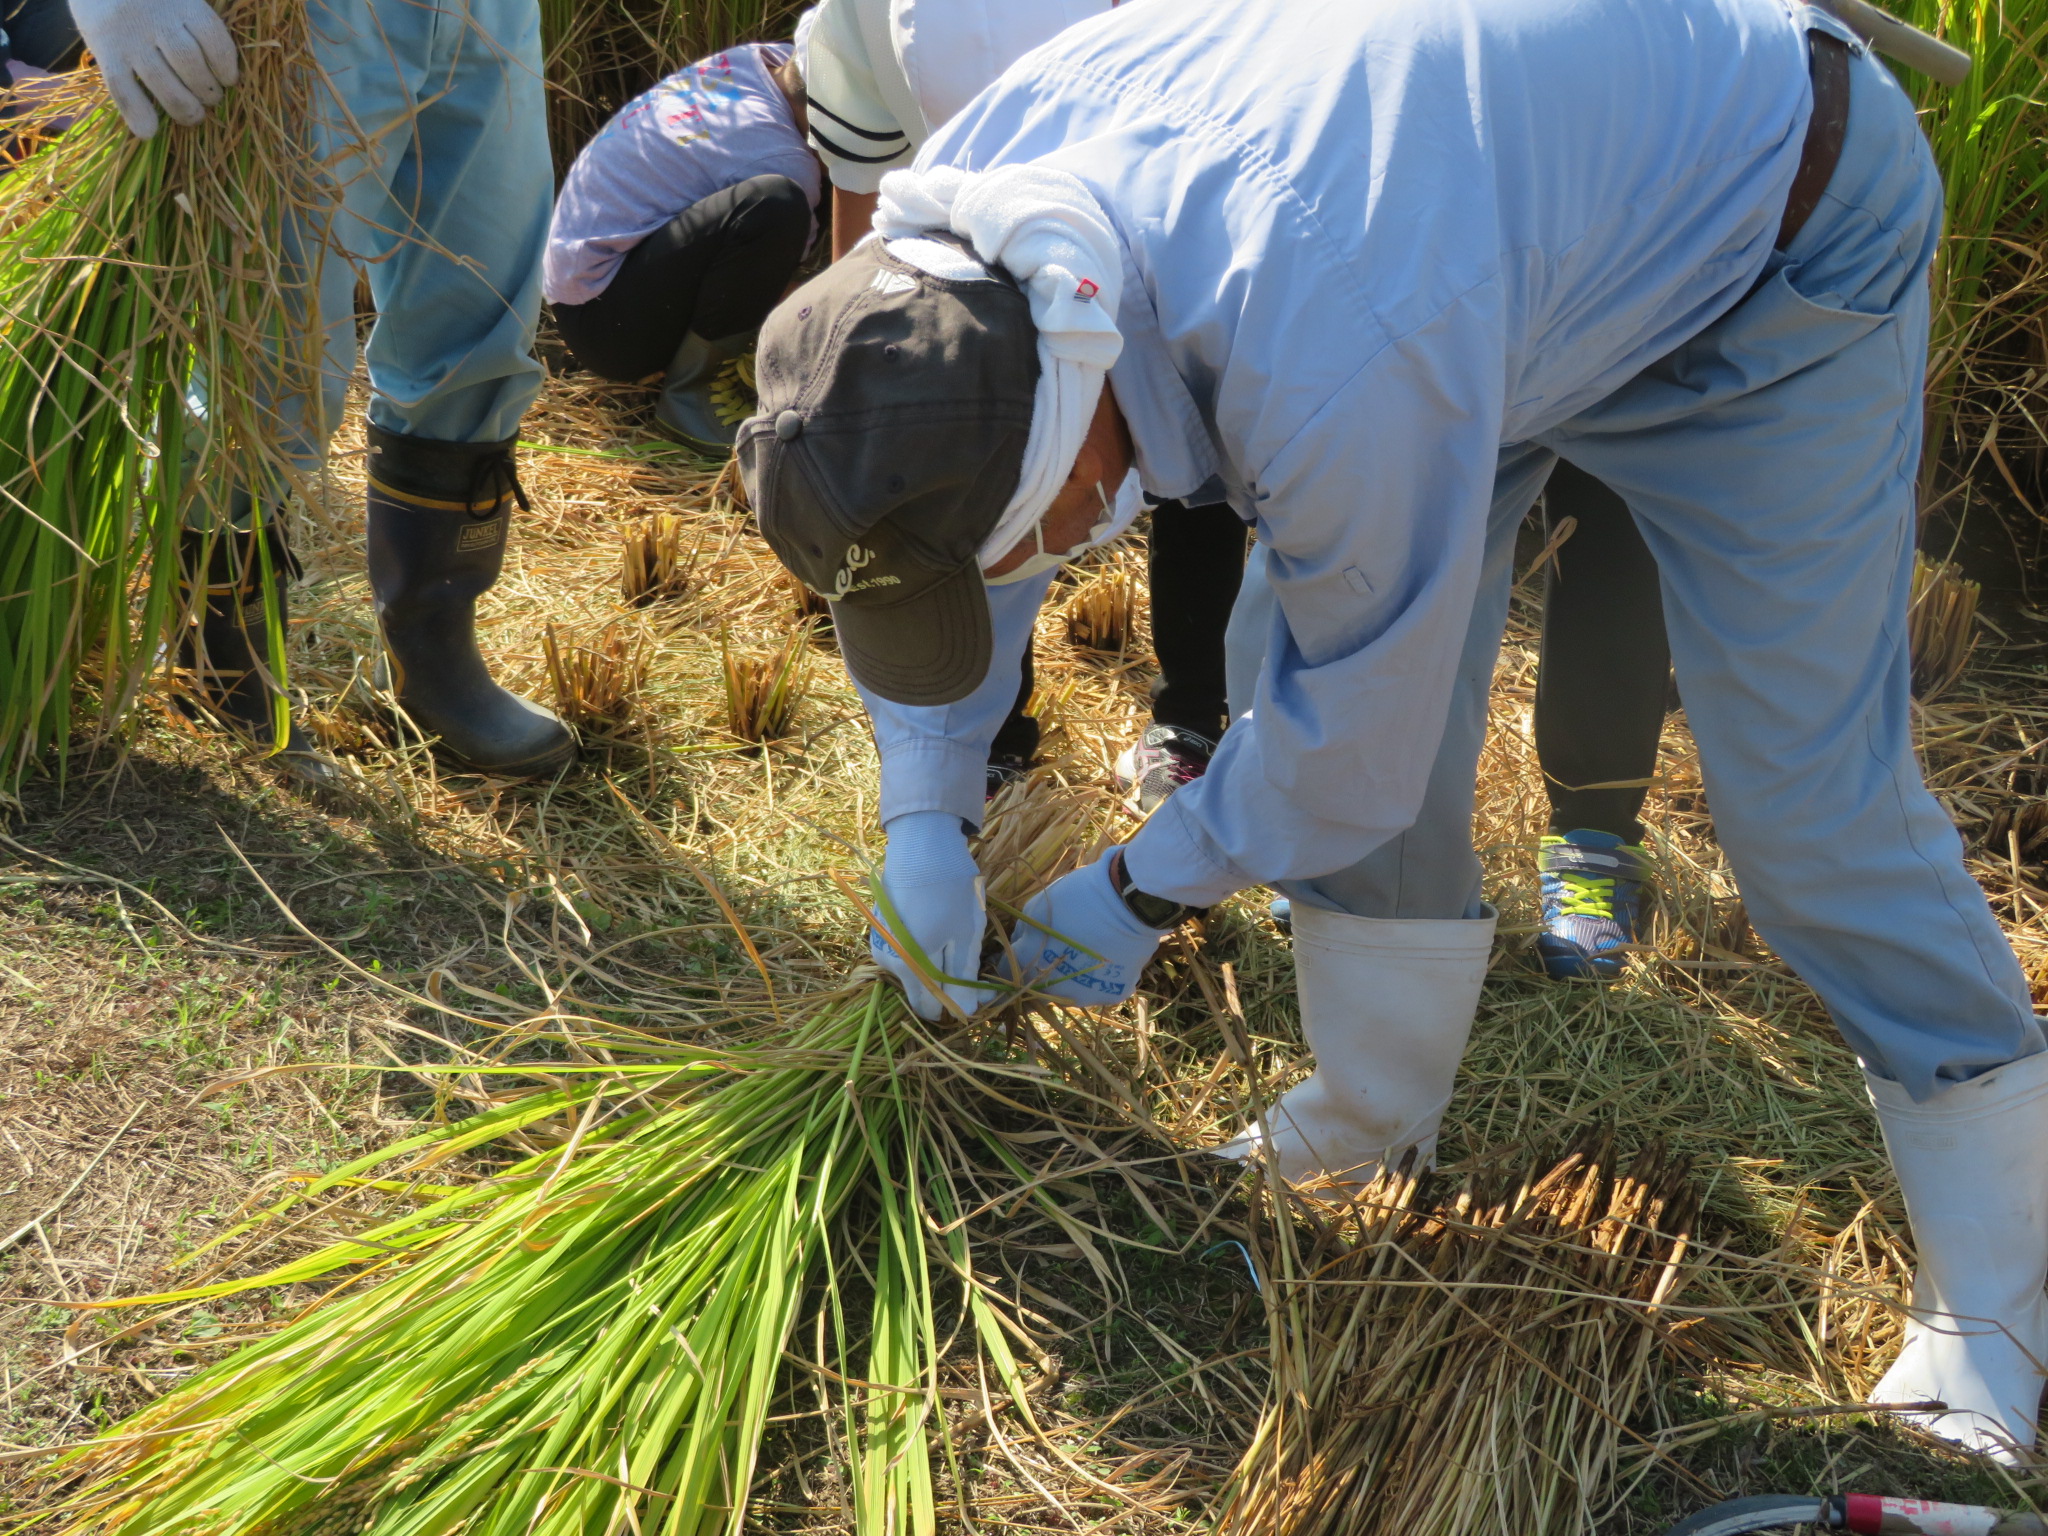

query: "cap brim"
xmin=829 ymin=561 xmax=993 ymax=706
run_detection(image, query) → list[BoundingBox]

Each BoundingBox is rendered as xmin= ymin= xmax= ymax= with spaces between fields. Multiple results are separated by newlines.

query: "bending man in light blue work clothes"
xmin=71 ymin=0 xmax=574 ymax=782
xmin=738 ymin=0 xmax=2048 ymax=1463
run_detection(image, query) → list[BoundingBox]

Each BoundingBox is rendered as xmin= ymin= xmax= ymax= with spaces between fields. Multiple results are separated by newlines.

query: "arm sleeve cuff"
xmin=823 ymin=155 xmax=908 ymax=195
xmin=1122 ymin=794 xmax=1252 ymax=908
xmin=878 ymin=738 xmax=988 ymax=830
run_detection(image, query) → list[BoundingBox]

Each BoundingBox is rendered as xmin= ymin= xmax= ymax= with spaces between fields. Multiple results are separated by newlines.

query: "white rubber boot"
xmin=1221 ymin=903 xmax=1496 ymax=1188
xmin=1868 ymin=1049 xmax=2048 ymax=1462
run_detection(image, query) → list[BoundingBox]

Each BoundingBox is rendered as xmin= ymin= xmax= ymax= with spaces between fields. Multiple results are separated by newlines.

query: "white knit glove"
xmin=71 ymin=0 xmax=237 ymax=137
xmin=1004 ymin=853 xmax=1169 ymax=1008
xmin=871 ymin=810 xmax=994 ymax=1021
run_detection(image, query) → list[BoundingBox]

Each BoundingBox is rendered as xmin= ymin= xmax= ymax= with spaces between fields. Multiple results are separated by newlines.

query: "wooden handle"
xmin=1823 ymin=0 xmax=1974 ymax=85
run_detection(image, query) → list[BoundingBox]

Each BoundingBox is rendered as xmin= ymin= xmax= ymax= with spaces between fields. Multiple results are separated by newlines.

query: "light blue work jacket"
xmin=896 ymin=0 xmax=1818 ymax=904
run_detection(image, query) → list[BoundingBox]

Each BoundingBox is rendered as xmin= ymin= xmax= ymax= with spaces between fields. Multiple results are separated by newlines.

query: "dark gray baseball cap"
xmin=737 ymin=238 xmax=1038 ymax=706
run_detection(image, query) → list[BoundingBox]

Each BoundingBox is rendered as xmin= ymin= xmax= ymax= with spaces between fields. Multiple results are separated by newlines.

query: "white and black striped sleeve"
xmin=801 ymin=0 xmax=916 ymax=192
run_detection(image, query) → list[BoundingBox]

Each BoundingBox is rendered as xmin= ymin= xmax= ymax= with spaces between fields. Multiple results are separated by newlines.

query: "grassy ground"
xmin=3 ymin=356 xmax=2048 ymax=1531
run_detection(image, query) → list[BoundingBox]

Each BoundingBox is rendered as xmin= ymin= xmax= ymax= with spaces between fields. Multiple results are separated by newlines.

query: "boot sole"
xmin=437 ymin=735 xmax=579 ymax=780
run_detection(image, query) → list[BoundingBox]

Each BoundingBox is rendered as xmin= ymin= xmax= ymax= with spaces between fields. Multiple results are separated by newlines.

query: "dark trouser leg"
xmin=1147 ymin=500 xmax=1248 ymax=741
xmin=2 ymin=0 xmax=79 ymax=70
xmin=550 ymin=175 xmax=814 ymax=383
xmin=1533 ymin=460 xmax=1670 ymax=842
xmin=990 ymin=646 xmax=1038 ymax=764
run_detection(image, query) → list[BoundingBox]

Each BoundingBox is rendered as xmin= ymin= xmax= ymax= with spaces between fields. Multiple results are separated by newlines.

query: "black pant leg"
xmin=1146 ymin=500 xmax=1248 ymax=741
xmin=550 ymin=174 xmax=813 ymax=383
xmin=990 ymin=647 xmax=1039 ymax=763
xmin=1533 ymin=459 xmax=1671 ymax=842
xmin=3 ymin=0 xmax=79 ymax=71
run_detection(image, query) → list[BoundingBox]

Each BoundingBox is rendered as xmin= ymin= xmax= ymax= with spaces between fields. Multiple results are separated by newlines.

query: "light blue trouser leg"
xmin=1540 ymin=46 xmax=2039 ymax=1098
xmin=1274 ymin=445 xmax=1554 ymax=922
xmin=290 ymin=0 xmax=550 ymax=458
xmin=1224 ymin=541 xmax=1270 ymax=725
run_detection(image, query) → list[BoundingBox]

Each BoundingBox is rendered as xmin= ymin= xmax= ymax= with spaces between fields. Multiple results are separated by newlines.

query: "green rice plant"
xmin=0 ymin=1 xmax=322 ymax=787
xmin=34 ymin=977 xmax=1037 ymax=1536
xmin=1890 ymin=0 xmax=2048 ymax=484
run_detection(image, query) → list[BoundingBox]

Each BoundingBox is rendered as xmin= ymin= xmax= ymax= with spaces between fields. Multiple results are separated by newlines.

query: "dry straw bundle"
xmin=1220 ymin=1138 xmax=1697 ymax=1536
xmin=975 ymin=767 xmax=1116 ymax=913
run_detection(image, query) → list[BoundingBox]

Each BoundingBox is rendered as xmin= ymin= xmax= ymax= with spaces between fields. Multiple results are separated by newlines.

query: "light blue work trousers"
xmin=1228 ymin=44 xmax=2043 ymax=1099
xmin=287 ymin=0 xmax=550 ymax=457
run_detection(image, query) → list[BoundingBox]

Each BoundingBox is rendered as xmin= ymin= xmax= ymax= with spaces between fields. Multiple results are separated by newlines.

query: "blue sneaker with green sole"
xmin=1536 ymin=829 xmax=1650 ymax=980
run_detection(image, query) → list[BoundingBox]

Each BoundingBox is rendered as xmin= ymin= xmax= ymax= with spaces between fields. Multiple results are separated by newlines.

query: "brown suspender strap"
xmin=1777 ymin=31 xmax=1852 ymax=250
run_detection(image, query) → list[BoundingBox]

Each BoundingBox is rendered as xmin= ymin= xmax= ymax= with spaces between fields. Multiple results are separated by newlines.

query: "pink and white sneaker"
xmin=1113 ymin=724 xmax=1217 ymax=814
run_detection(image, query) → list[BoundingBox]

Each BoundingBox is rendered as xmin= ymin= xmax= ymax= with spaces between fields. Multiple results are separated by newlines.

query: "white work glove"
xmin=72 ymin=0 xmax=238 ymax=137
xmin=871 ymin=810 xmax=993 ymax=1021
xmin=1003 ymin=852 xmax=1171 ymax=1008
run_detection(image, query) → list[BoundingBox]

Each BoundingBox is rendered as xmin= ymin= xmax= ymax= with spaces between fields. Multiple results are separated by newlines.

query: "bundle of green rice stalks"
xmin=32 ymin=973 xmax=1049 ymax=1536
xmin=0 ymin=0 xmax=324 ymax=785
xmin=1217 ymin=1137 xmax=1698 ymax=1536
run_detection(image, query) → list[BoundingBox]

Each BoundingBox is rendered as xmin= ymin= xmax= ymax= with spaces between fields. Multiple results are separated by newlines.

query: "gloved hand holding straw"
xmin=72 ymin=0 xmax=237 ymax=137
xmin=1003 ymin=850 xmax=1178 ymax=1007
xmin=871 ymin=810 xmax=995 ymax=1021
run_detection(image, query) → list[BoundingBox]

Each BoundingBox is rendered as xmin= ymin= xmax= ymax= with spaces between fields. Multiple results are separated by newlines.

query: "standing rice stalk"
xmin=543 ymin=619 xmax=652 ymax=730
xmin=1062 ymin=568 xmax=1139 ymax=657
xmin=621 ymin=511 xmax=700 ymax=607
xmin=720 ymin=621 xmax=812 ymax=744
xmin=0 ymin=0 xmax=324 ymax=786
xmin=1908 ymin=553 xmax=1981 ymax=701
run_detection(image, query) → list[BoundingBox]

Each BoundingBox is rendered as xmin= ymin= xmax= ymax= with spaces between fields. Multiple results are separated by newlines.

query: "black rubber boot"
xmin=365 ymin=425 xmax=575 ymax=777
xmin=655 ymin=331 xmax=755 ymax=451
xmin=175 ymin=522 xmax=341 ymax=786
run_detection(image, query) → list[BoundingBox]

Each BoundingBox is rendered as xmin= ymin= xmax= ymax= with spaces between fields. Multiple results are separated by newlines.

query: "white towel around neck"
xmin=875 ymin=163 xmax=1127 ymax=569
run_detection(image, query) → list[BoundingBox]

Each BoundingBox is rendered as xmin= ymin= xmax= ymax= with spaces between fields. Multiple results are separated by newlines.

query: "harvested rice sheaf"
xmin=1221 ymin=1138 xmax=1697 ymax=1536
xmin=0 ymin=0 xmax=326 ymax=784
xmin=38 ymin=979 xmax=1038 ymax=1536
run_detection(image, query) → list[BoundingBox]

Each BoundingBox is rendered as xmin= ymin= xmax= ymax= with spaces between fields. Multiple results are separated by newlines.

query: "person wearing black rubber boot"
xmin=365 ymin=428 xmax=576 ymax=777
xmin=76 ymin=0 xmax=574 ymax=784
xmin=175 ymin=518 xmax=339 ymax=785
xmin=545 ymin=41 xmax=822 ymax=453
